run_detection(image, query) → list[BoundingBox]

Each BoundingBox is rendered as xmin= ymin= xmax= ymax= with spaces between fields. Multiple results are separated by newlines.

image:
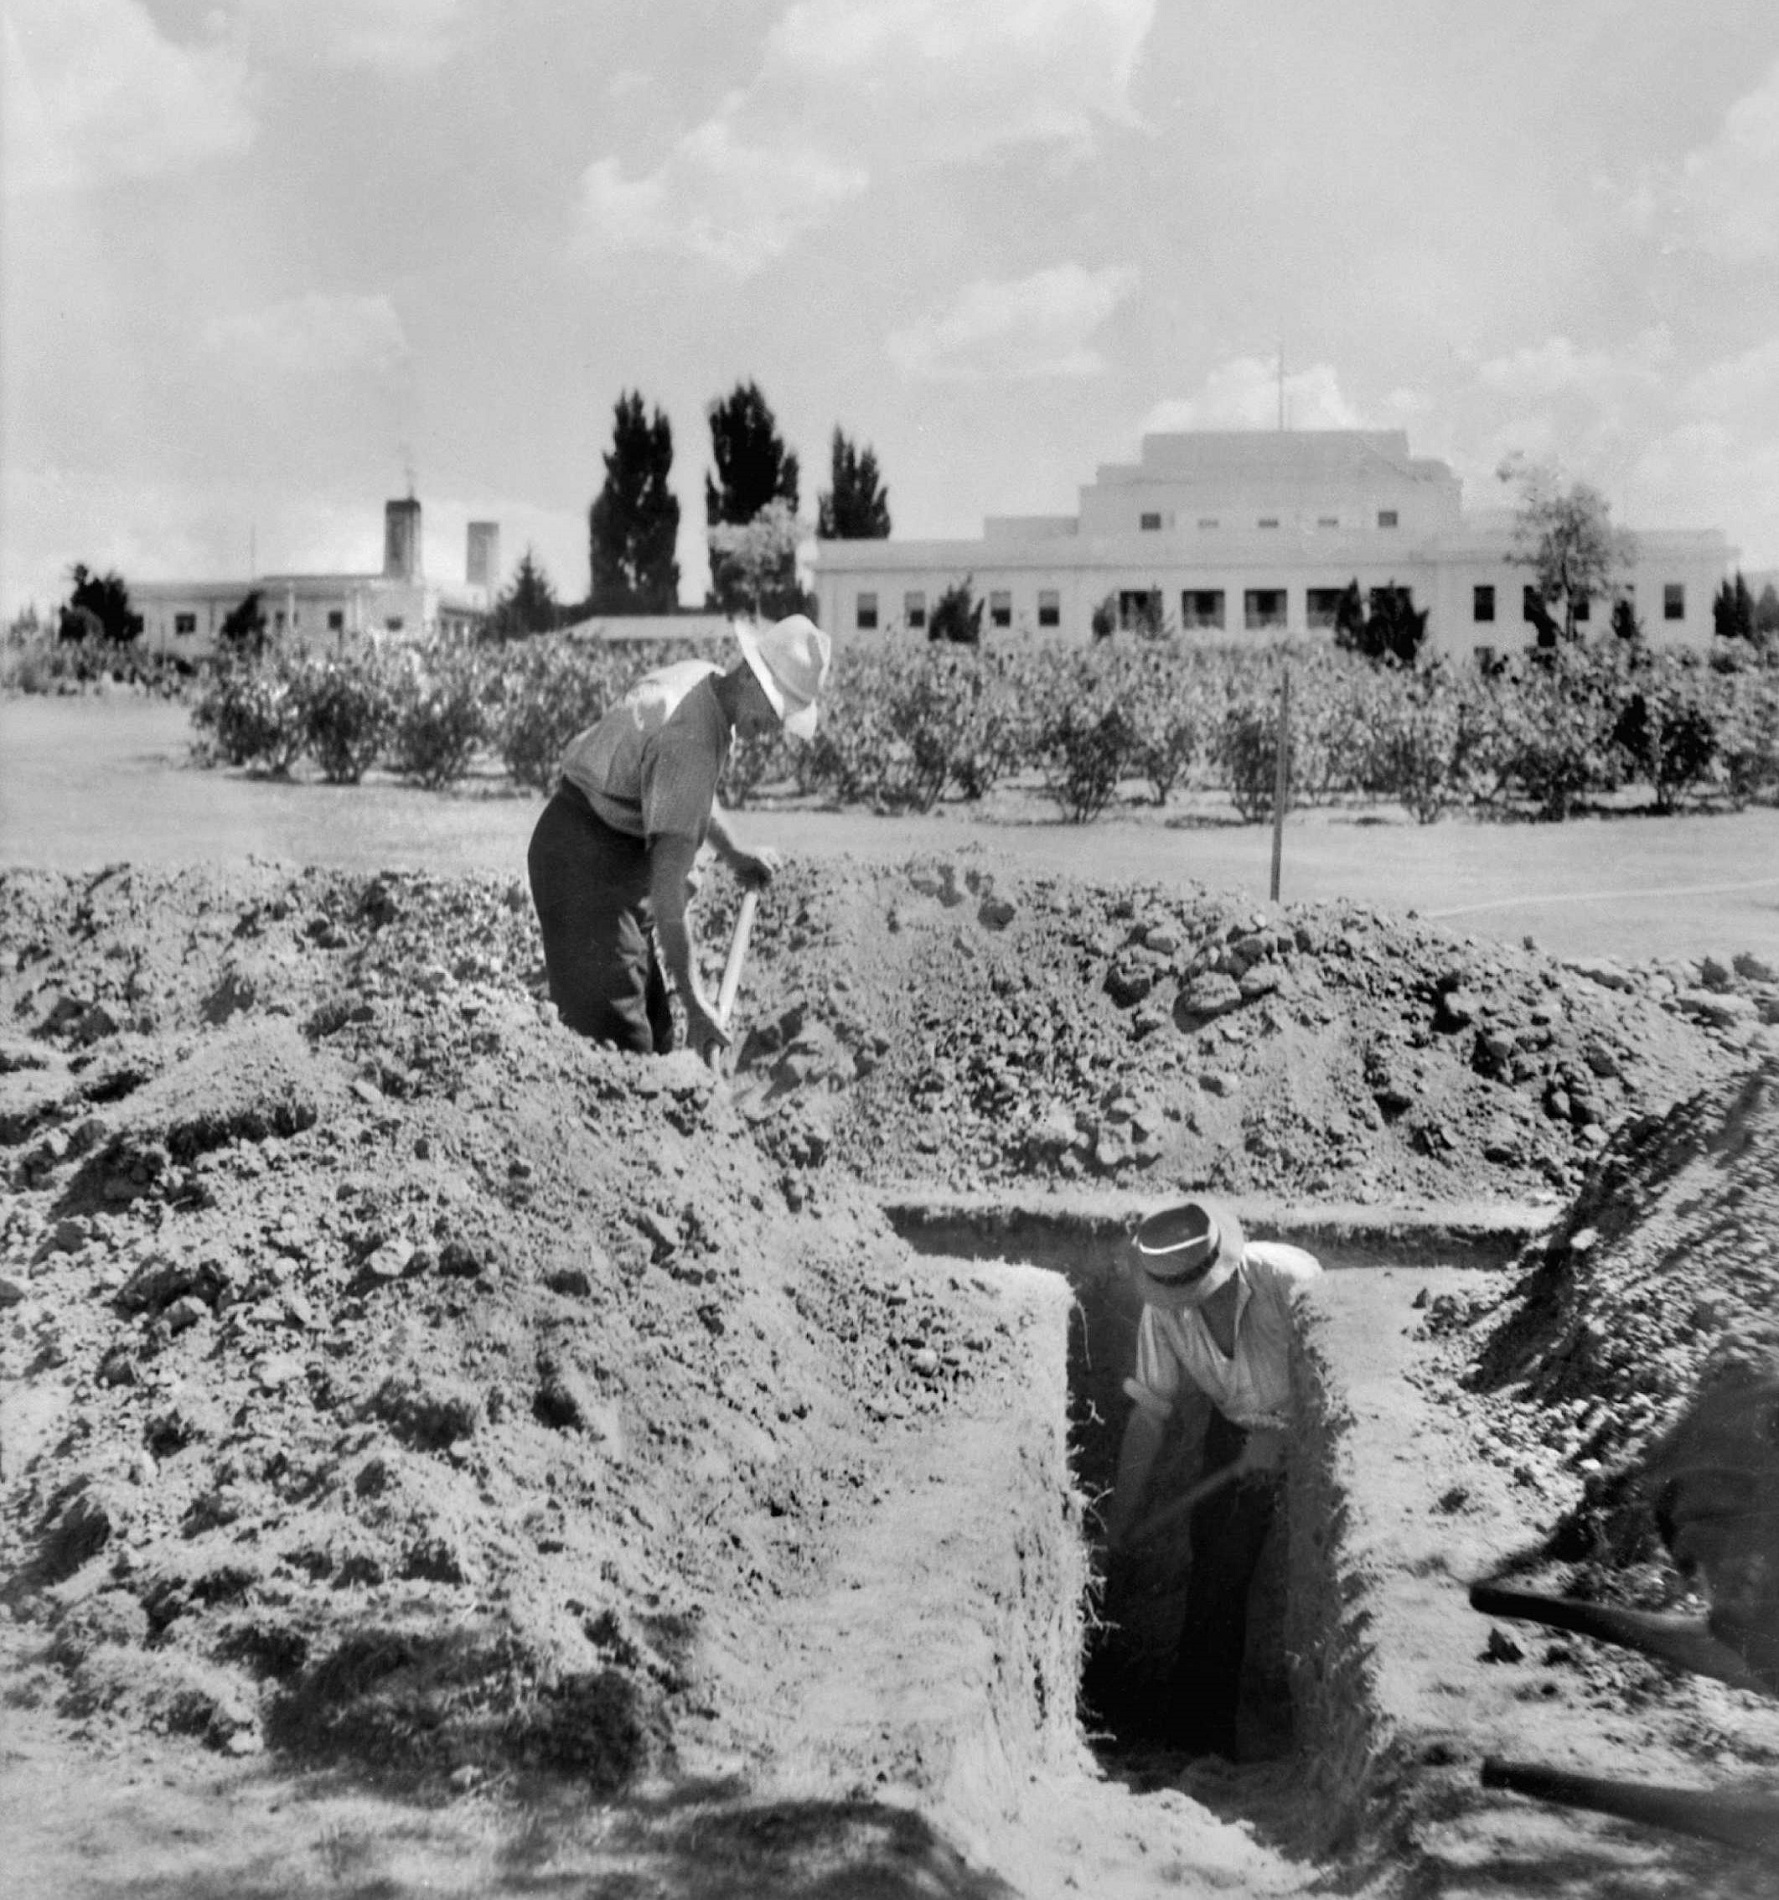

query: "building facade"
xmin=132 ymin=499 xmax=496 ymax=661
xmin=811 ymin=430 xmax=1734 ymax=659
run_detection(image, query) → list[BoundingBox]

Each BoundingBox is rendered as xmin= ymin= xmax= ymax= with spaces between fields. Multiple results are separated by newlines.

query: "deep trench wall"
xmin=1284 ymin=1280 xmax=1394 ymax=1851
xmin=930 ymin=1262 xmax=1096 ymax=1831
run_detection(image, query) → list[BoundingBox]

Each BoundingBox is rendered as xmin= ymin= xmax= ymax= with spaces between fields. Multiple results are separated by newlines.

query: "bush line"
xmin=170 ymin=633 xmax=1779 ymax=821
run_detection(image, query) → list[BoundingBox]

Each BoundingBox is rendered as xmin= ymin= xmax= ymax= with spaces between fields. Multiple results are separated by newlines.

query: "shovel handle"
xmin=716 ymin=888 xmax=759 ymax=1031
xmin=1127 ymin=1459 xmax=1247 ymax=1547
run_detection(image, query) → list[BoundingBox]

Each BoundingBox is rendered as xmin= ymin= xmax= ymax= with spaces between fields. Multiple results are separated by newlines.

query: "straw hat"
xmin=733 ymin=613 xmax=831 ymax=741
xmin=1126 ymin=1195 xmax=1247 ymax=1311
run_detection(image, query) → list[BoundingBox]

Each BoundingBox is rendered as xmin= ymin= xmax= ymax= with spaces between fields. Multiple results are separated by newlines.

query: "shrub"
xmin=1117 ymin=644 xmax=1206 ymax=805
xmin=386 ymin=649 xmax=488 ymax=789
xmin=1359 ymin=662 xmax=1479 ymax=824
xmin=492 ymin=637 xmax=630 ymax=795
xmin=1472 ymin=641 xmax=1624 ymax=819
xmin=301 ymin=655 xmax=395 ymax=784
xmin=1611 ymin=648 xmax=1721 ymax=812
xmin=1718 ymin=663 xmax=1779 ymax=807
xmin=1040 ymin=665 xmax=1139 ymax=822
xmin=189 ymin=657 xmax=307 ymax=775
xmin=1218 ymin=695 xmax=1293 ymax=824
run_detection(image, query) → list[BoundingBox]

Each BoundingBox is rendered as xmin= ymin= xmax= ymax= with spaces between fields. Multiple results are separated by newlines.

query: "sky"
xmin=4 ymin=0 xmax=1779 ymax=619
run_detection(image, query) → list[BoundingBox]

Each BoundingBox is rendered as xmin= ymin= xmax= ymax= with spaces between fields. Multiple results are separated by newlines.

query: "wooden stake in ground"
xmin=1269 ymin=663 xmax=1290 ymax=904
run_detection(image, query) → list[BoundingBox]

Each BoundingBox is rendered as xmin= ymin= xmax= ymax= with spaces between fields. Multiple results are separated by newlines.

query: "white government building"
xmin=810 ymin=429 xmax=1734 ymax=660
xmin=132 ymin=499 xmax=499 ymax=660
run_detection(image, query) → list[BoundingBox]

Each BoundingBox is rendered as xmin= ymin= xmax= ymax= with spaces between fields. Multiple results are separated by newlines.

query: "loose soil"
xmin=2 ymin=852 xmax=1778 ymax=1896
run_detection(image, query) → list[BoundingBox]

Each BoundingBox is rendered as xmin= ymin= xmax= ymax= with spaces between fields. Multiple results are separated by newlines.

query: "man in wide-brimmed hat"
xmin=527 ymin=613 xmax=830 ymax=1060
xmin=1104 ymin=1195 xmax=1322 ymax=1759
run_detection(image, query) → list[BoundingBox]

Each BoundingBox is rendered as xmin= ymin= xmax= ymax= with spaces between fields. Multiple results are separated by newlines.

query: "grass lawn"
xmin=4 ymin=691 xmax=1778 ymax=966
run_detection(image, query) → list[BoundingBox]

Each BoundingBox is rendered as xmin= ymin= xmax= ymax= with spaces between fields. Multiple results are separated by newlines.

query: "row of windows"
xmin=859 ymin=587 xmax=1357 ymax=632
xmin=857 ymin=589 xmax=1062 ymax=632
xmin=1472 ymin=583 xmax=1684 ymax=624
xmin=169 ymin=606 xmax=358 ymax=636
xmin=1137 ymin=510 xmax=1399 ymax=532
xmin=857 ymin=580 xmax=1692 ymax=633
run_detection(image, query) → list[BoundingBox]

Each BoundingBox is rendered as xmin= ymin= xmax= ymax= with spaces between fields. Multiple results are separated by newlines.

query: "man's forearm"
xmin=648 ymin=837 xmax=709 ymax=1012
xmin=654 ymin=909 xmax=699 ymax=1005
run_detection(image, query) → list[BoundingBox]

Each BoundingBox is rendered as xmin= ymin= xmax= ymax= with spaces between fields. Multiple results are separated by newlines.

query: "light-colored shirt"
xmin=559 ymin=660 xmax=730 ymax=843
xmin=1125 ymin=1242 xmax=1323 ymax=1432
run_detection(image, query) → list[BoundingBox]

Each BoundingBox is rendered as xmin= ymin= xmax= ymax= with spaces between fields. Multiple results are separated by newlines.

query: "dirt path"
xmin=5 ymin=694 xmax=1779 ymax=964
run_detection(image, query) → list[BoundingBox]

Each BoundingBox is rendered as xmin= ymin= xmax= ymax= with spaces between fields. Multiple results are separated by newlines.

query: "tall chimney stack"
xmin=384 ymin=497 xmax=422 ymax=582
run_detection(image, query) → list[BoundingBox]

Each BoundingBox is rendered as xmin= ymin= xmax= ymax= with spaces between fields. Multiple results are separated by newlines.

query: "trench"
xmin=884 ymin=1194 xmax=1533 ymax=1870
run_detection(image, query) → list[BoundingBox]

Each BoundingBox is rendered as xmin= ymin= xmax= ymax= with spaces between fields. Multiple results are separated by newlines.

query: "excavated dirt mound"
xmin=1462 ymin=1062 xmax=1779 ymax=1631
xmin=0 ymin=864 xmax=1033 ymax=1780
xmin=709 ymin=849 xmax=1741 ymax=1205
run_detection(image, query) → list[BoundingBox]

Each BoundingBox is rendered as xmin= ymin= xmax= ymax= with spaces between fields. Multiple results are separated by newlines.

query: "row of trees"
xmin=567 ymin=380 xmax=889 ymax=626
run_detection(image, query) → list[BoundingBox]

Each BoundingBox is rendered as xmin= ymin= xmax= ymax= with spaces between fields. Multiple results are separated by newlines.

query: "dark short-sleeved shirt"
xmin=559 ymin=661 xmax=729 ymax=843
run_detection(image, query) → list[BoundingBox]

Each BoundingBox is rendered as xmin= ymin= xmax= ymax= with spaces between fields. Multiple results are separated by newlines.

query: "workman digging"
xmin=527 ymin=613 xmax=831 ymax=1061
xmin=1103 ymin=1196 xmax=1322 ymax=1760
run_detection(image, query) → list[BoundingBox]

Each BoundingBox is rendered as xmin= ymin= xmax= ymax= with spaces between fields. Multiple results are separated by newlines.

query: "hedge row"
xmin=187 ymin=633 xmax=1779 ymax=821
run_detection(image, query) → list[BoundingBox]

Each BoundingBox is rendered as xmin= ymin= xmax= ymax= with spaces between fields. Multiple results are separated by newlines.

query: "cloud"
xmin=201 ymin=293 xmax=410 ymax=382
xmin=1144 ymin=359 xmax=1369 ymax=433
xmin=1474 ymin=331 xmax=1673 ymax=405
xmin=236 ymin=0 xmax=466 ymax=74
xmin=569 ymin=1 xmax=1153 ymax=275
xmin=1635 ymin=59 xmax=1779 ymax=262
xmin=888 ymin=264 xmax=1137 ymax=380
xmin=1680 ymin=336 xmax=1779 ymax=419
xmin=574 ymin=119 xmax=868 ymax=277
xmin=1 ymin=0 xmax=254 ymax=195
xmin=763 ymin=0 xmax=1154 ymax=161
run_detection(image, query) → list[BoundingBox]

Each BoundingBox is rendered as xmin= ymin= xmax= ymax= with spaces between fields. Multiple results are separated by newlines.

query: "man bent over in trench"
xmin=527 ymin=614 xmax=830 ymax=1061
xmin=1103 ymin=1196 xmax=1322 ymax=1760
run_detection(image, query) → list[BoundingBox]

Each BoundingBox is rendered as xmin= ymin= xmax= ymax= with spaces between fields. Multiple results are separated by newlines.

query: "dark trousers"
xmin=1167 ymin=1409 xmax=1281 ymax=1757
xmin=526 ymin=784 xmax=674 ymax=1054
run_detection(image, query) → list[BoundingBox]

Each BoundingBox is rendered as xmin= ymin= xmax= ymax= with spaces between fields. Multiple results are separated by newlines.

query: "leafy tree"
xmin=1331 ymin=577 xmax=1428 ymax=667
xmin=1756 ymin=583 xmax=1779 ymax=638
xmin=706 ymin=500 xmax=805 ymax=620
xmin=218 ymin=589 xmax=269 ymax=659
xmin=588 ymin=391 xmax=681 ymax=613
xmin=928 ymin=577 xmax=983 ymax=646
xmin=487 ymin=549 xmax=560 ymax=639
xmin=1497 ymin=454 xmax=1634 ymax=642
xmin=1712 ymin=571 xmax=1756 ymax=643
xmin=705 ymin=381 xmax=801 ymax=616
xmin=816 ymin=427 xmax=891 ymax=539
xmin=1610 ymin=593 xmax=1643 ymax=642
xmin=60 ymin=564 xmax=142 ymax=644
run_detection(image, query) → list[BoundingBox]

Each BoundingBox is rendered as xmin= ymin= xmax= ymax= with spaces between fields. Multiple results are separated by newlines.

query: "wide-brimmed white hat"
xmin=733 ymin=613 xmax=831 ymax=742
xmin=1126 ymin=1195 xmax=1247 ymax=1311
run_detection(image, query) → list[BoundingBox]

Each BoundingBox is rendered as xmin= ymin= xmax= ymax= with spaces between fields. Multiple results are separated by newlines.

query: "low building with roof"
xmin=810 ymin=429 xmax=1734 ymax=659
xmin=132 ymin=499 xmax=499 ymax=660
